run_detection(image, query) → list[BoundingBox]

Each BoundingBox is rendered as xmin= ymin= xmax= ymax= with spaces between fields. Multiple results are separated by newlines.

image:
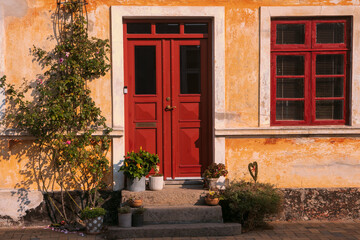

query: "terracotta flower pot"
xmin=205 ymin=197 xmax=219 ymax=206
xmin=129 ymin=199 xmax=142 ymax=208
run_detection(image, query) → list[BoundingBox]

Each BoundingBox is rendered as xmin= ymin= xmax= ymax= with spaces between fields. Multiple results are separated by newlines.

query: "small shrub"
xmin=80 ymin=207 xmax=106 ymax=220
xmin=118 ymin=206 xmax=131 ymax=214
xmin=220 ymin=180 xmax=283 ymax=231
xmin=133 ymin=206 xmax=146 ymax=215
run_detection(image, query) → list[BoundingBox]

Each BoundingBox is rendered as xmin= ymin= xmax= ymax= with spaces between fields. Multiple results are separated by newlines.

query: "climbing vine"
xmin=0 ymin=0 xmax=111 ymax=223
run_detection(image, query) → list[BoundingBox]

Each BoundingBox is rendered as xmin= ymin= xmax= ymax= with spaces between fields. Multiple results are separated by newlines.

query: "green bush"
xmin=220 ymin=180 xmax=283 ymax=231
xmin=80 ymin=207 xmax=106 ymax=220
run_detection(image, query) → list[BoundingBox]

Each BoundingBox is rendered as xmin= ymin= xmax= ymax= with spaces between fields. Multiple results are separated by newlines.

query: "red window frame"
xmin=271 ymin=18 xmax=351 ymax=126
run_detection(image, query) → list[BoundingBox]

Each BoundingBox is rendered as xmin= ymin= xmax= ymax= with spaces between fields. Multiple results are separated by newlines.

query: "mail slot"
xmin=136 ymin=122 xmax=157 ymax=127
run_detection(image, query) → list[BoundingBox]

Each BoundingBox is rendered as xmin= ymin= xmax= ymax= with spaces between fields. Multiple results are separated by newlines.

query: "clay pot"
xmin=205 ymin=197 xmax=219 ymax=206
xmin=129 ymin=199 xmax=142 ymax=208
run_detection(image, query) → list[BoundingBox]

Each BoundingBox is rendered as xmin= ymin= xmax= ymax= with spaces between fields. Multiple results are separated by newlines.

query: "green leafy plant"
xmin=205 ymin=190 xmax=223 ymax=200
xmin=118 ymin=206 xmax=131 ymax=214
xmin=220 ymin=180 xmax=283 ymax=231
xmin=133 ymin=206 xmax=147 ymax=215
xmin=0 ymin=0 xmax=111 ymax=223
xmin=120 ymin=147 xmax=160 ymax=180
xmin=203 ymin=163 xmax=228 ymax=178
xmin=80 ymin=207 xmax=106 ymax=220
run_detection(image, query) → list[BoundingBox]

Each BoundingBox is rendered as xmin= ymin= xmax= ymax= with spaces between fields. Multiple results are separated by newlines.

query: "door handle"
xmin=165 ymin=105 xmax=177 ymax=111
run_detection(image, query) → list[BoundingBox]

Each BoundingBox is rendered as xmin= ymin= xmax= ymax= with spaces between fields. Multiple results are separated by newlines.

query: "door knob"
xmin=165 ymin=105 xmax=177 ymax=110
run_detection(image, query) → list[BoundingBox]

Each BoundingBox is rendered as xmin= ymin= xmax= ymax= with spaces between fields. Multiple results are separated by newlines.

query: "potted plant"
xmin=80 ymin=207 xmax=106 ymax=234
xmin=132 ymin=206 xmax=147 ymax=227
xmin=204 ymin=190 xmax=222 ymax=206
xmin=118 ymin=206 xmax=132 ymax=228
xmin=203 ymin=163 xmax=228 ymax=190
xmin=128 ymin=197 xmax=142 ymax=208
xmin=120 ymin=147 xmax=160 ymax=192
xmin=149 ymin=166 xmax=164 ymax=191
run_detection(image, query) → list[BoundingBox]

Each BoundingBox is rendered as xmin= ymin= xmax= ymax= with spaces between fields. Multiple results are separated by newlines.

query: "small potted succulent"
xmin=80 ymin=207 xmax=106 ymax=234
xmin=204 ymin=190 xmax=222 ymax=206
xmin=120 ymin=147 xmax=160 ymax=192
xmin=118 ymin=206 xmax=132 ymax=228
xmin=128 ymin=196 xmax=142 ymax=208
xmin=203 ymin=163 xmax=228 ymax=190
xmin=149 ymin=166 xmax=164 ymax=191
xmin=132 ymin=206 xmax=147 ymax=227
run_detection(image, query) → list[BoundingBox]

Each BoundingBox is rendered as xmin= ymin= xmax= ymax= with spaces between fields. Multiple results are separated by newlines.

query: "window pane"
xmin=184 ymin=23 xmax=208 ymax=33
xmin=276 ymin=55 xmax=304 ymax=76
xmin=316 ymin=100 xmax=343 ymax=120
xmin=127 ymin=23 xmax=151 ymax=34
xmin=316 ymin=54 xmax=344 ymax=75
xmin=276 ymin=101 xmax=304 ymax=120
xmin=316 ymin=77 xmax=343 ymax=97
xmin=276 ymin=24 xmax=305 ymax=44
xmin=276 ymin=78 xmax=304 ymax=98
xmin=135 ymin=46 xmax=156 ymax=94
xmin=316 ymin=23 xmax=344 ymax=44
xmin=156 ymin=23 xmax=180 ymax=34
xmin=180 ymin=46 xmax=201 ymax=94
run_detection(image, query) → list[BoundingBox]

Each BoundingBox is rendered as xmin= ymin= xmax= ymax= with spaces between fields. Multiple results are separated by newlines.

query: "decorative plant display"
xmin=203 ymin=163 xmax=228 ymax=190
xmin=120 ymin=147 xmax=160 ymax=192
xmin=118 ymin=206 xmax=132 ymax=228
xmin=204 ymin=190 xmax=222 ymax=206
xmin=80 ymin=207 xmax=106 ymax=234
xmin=248 ymin=161 xmax=258 ymax=183
xmin=0 ymin=0 xmax=111 ymax=224
xmin=149 ymin=167 xmax=164 ymax=191
xmin=132 ymin=207 xmax=147 ymax=227
xmin=128 ymin=197 xmax=142 ymax=208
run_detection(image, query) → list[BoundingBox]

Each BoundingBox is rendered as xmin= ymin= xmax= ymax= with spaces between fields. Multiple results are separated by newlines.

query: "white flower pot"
xmin=149 ymin=175 xmax=164 ymax=191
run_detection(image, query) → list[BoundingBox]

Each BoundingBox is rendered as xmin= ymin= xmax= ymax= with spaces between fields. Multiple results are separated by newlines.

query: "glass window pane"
xmin=316 ymin=100 xmax=343 ymax=120
xmin=135 ymin=46 xmax=156 ymax=94
xmin=276 ymin=24 xmax=305 ymax=45
xmin=276 ymin=101 xmax=304 ymax=120
xmin=316 ymin=23 xmax=344 ymax=44
xmin=276 ymin=78 xmax=304 ymax=98
xmin=184 ymin=23 xmax=208 ymax=33
xmin=276 ymin=55 xmax=304 ymax=76
xmin=156 ymin=23 xmax=180 ymax=34
xmin=180 ymin=46 xmax=201 ymax=94
xmin=127 ymin=23 xmax=151 ymax=34
xmin=316 ymin=77 xmax=344 ymax=97
xmin=316 ymin=54 xmax=344 ymax=75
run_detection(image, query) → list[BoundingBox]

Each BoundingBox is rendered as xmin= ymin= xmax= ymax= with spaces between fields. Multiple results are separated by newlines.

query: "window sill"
xmin=215 ymin=126 xmax=360 ymax=137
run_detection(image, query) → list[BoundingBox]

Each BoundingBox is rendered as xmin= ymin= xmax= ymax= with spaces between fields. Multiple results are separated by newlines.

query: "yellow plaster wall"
xmin=1 ymin=0 xmax=360 ymax=190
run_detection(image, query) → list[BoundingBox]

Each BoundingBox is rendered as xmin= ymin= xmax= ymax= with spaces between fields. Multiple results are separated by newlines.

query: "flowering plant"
xmin=203 ymin=163 xmax=228 ymax=178
xmin=206 ymin=190 xmax=222 ymax=200
xmin=120 ymin=147 xmax=160 ymax=180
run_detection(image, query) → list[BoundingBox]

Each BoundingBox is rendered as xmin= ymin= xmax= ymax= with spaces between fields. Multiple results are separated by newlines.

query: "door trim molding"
xmin=111 ymin=6 xmax=225 ymax=190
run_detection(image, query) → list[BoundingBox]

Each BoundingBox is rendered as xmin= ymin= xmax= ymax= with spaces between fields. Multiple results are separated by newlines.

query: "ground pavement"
xmin=0 ymin=220 xmax=359 ymax=240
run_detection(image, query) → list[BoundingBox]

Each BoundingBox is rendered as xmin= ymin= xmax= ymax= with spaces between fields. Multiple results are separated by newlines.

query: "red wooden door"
xmin=125 ymin=38 xmax=210 ymax=179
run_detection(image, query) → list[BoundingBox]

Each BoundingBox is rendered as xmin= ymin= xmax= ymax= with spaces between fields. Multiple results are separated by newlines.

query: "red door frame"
xmin=123 ymin=20 xmax=213 ymax=179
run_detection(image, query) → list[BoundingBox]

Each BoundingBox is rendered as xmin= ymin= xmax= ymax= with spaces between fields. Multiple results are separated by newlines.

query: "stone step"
xmin=122 ymin=187 xmax=207 ymax=206
xmin=106 ymin=223 xmax=242 ymax=239
xmin=143 ymin=205 xmax=223 ymax=224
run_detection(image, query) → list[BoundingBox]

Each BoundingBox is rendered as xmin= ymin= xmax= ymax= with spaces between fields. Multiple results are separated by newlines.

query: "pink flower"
xmin=59 ymin=58 xmax=64 ymax=63
xmin=37 ymin=78 xmax=43 ymax=84
xmin=65 ymin=52 xmax=70 ymax=57
xmin=65 ymin=140 xmax=71 ymax=145
xmin=96 ymin=51 xmax=99 ymax=54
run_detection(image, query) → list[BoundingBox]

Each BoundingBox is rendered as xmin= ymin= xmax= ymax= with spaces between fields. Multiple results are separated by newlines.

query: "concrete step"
xmin=143 ymin=205 xmax=223 ymax=224
xmin=106 ymin=223 xmax=242 ymax=239
xmin=122 ymin=187 xmax=207 ymax=206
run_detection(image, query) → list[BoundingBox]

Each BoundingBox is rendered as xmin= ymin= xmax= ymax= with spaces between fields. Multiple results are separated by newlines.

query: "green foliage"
xmin=0 ymin=0 xmax=111 ymax=221
xmin=80 ymin=207 xmax=106 ymax=220
xmin=120 ymin=147 xmax=160 ymax=180
xmin=133 ymin=206 xmax=146 ymax=215
xmin=203 ymin=163 xmax=228 ymax=179
xmin=248 ymin=161 xmax=258 ymax=183
xmin=118 ymin=206 xmax=131 ymax=214
xmin=220 ymin=180 xmax=283 ymax=231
